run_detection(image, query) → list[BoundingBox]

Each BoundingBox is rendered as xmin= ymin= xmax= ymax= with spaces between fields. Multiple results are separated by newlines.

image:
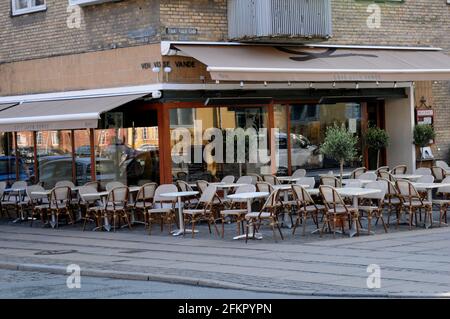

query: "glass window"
xmin=37 ymin=130 xmax=72 ymax=188
xmin=95 ymin=111 xmax=159 ymax=187
xmin=15 ymin=132 xmax=33 ymax=183
xmin=12 ymin=0 xmax=46 ymax=16
xmin=0 ymin=133 xmax=17 ymax=185
xmin=286 ymin=103 xmax=363 ymax=174
xmin=170 ymin=106 xmax=270 ymax=182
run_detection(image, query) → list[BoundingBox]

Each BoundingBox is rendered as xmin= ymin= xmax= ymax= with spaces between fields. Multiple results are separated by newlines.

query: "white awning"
xmin=0 ymin=94 xmax=146 ymax=132
xmin=174 ymin=44 xmax=450 ymax=82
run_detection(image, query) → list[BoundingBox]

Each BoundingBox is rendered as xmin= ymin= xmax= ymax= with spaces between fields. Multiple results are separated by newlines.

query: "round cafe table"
xmin=160 ymin=191 xmax=199 ymax=236
xmin=227 ymin=191 xmax=269 ymax=240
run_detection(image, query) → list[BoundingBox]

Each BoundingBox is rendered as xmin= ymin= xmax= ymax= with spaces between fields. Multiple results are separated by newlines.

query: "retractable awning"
xmin=174 ymin=44 xmax=450 ymax=82
xmin=0 ymin=94 xmax=145 ymax=132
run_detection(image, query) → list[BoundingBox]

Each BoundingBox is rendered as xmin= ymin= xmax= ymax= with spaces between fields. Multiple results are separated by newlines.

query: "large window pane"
xmin=37 ymin=130 xmax=72 ymax=188
xmin=0 ymin=133 xmax=17 ymax=185
xmin=170 ymin=106 xmax=270 ymax=182
xmin=15 ymin=132 xmax=33 ymax=183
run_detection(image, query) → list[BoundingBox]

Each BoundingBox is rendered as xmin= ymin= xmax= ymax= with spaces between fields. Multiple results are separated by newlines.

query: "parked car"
xmin=0 ymin=156 xmax=30 ymax=185
xmin=119 ymin=150 xmax=160 ymax=185
xmin=38 ymin=157 xmax=116 ymax=188
xmin=276 ymin=132 xmax=323 ymax=169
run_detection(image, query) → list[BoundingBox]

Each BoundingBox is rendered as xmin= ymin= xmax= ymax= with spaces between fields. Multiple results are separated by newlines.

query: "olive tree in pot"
xmin=320 ymin=124 xmax=358 ymax=184
xmin=413 ymin=124 xmax=436 ymax=167
xmin=365 ymin=126 xmax=389 ymax=169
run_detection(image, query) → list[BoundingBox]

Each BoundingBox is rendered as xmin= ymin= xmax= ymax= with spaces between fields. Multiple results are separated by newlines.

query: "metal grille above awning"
xmin=0 ymin=94 xmax=145 ymax=132
xmin=174 ymin=44 xmax=450 ymax=82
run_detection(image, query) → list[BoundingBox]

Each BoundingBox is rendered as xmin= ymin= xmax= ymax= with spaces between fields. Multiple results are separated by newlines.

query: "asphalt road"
xmin=0 ymin=269 xmax=305 ymax=299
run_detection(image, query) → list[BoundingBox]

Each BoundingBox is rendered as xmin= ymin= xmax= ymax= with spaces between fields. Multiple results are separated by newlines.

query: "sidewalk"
xmin=0 ymin=224 xmax=450 ymax=298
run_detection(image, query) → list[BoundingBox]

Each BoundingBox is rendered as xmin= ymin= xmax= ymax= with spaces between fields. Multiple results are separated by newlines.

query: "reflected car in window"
xmin=276 ymin=132 xmax=323 ymax=170
xmin=0 ymin=156 xmax=30 ymax=185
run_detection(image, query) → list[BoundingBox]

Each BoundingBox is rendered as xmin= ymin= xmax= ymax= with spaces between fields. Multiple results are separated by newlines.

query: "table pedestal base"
xmin=171 ymin=229 xmax=199 ymax=236
xmin=233 ymin=233 xmax=263 ymax=240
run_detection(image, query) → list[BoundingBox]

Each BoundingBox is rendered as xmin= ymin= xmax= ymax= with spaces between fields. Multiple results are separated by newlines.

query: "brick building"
xmin=1 ymin=0 xmax=450 ymax=186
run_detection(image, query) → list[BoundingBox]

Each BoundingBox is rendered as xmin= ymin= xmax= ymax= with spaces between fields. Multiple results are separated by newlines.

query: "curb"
xmin=0 ymin=261 xmax=446 ymax=298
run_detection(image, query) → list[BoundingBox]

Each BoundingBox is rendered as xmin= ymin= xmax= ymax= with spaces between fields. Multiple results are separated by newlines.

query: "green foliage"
xmin=413 ymin=124 xmax=435 ymax=148
xmin=366 ymin=126 xmax=389 ymax=150
xmin=320 ymin=124 xmax=358 ymax=164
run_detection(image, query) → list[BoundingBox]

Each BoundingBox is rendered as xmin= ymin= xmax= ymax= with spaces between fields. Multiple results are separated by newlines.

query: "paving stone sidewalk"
xmin=0 ymin=224 xmax=450 ymax=297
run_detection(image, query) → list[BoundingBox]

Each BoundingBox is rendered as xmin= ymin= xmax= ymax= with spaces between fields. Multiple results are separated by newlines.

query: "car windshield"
xmin=0 ymin=160 xmax=16 ymax=173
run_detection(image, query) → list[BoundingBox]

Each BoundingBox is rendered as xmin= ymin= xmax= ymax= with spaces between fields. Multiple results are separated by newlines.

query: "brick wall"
xmin=160 ymin=0 xmax=227 ymax=41
xmin=0 ymin=0 xmax=160 ymax=64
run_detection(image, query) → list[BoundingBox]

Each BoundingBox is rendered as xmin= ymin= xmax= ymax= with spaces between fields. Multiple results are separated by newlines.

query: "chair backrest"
xmin=350 ymin=167 xmax=367 ymax=179
xmin=375 ymin=166 xmax=389 ymax=175
xmin=295 ymin=177 xmax=315 ymax=189
xmin=11 ymin=181 xmax=27 ymax=190
xmin=154 ymin=184 xmax=178 ymax=203
xmin=436 ymin=160 xmax=450 ymax=170
xmin=198 ymin=185 xmax=217 ymax=205
xmin=261 ymin=189 xmax=280 ymax=213
xmin=415 ymin=167 xmax=432 ymax=176
xmin=292 ymin=169 xmax=306 ymax=178
xmin=247 ymin=173 xmax=262 ymax=183
xmin=106 ymin=181 xmax=125 ymax=192
xmin=236 ymin=176 xmax=253 ymax=185
xmin=176 ymin=171 xmax=188 ymax=181
xmin=437 ymin=176 xmax=450 ymax=194
xmin=177 ymin=180 xmax=193 ymax=192
xmin=136 ymin=182 xmax=157 ymax=201
xmin=395 ymin=179 xmax=420 ymax=200
xmin=84 ymin=181 xmax=100 ymax=190
xmin=50 ymin=186 xmax=71 ymax=207
xmin=292 ymin=184 xmax=315 ymax=205
xmin=432 ymin=166 xmax=447 ymax=182
xmin=416 ymin=175 xmax=434 ymax=183
xmin=320 ymin=176 xmax=341 ymax=187
xmin=196 ymin=180 xmax=209 ymax=193
xmin=357 ymin=172 xmax=377 ymax=181
xmin=106 ymin=186 xmax=129 ymax=208
xmin=0 ymin=181 xmax=6 ymax=198
xmin=378 ymin=178 xmax=398 ymax=197
xmin=55 ymin=180 xmax=75 ymax=189
xmin=230 ymin=184 xmax=257 ymax=203
xmin=26 ymin=184 xmax=45 ymax=201
xmin=256 ymin=181 xmax=274 ymax=194
xmin=390 ymin=165 xmax=407 ymax=175
xmin=221 ymin=175 xmax=235 ymax=184
xmin=379 ymin=170 xmax=395 ymax=181
xmin=319 ymin=185 xmax=346 ymax=209
xmin=364 ymin=181 xmax=387 ymax=200
xmin=78 ymin=185 xmax=98 ymax=196
xmin=344 ymin=180 xmax=363 ymax=188
xmin=262 ymin=175 xmax=279 ymax=185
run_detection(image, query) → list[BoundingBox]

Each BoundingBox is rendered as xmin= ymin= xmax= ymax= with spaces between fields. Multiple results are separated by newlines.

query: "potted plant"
xmin=413 ymin=124 xmax=436 ymax=167
xmin=365 ymin=126 xmax=389 ymax=169
xmin=320 ymin=124 xmax=358 ymax=184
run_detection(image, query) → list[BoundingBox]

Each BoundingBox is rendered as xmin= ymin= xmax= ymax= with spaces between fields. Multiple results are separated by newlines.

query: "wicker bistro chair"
xmin=26 ymin=185 xmax=48 ymax=226
xmin=262 ymin=175 xmax=280 ymax=185
xmin=221 ymin=175 xmax=235 ymax=184
xmin=292 ymin=169 xmax=307 ymax=178
xmin=79 ymin=186 xmax=102 ymax=230
xmin=244 ymin=189 xmax=284 ymax=243
xmin=390 ymin=165 xmax=407 ymax=175
xmin=432 ymin=176 xmax=450 ymax=226
xmin=129 ymin=182 xmax=157 ymax=223
xmin=236 ymin=176 xmax=253 ymax=185
xmin=55 ymin=180 xmax=75 ymax=189
xmin=291 ymin=184 xmax=325 ymax=236
xmin=247 ymin=173 xmax=263 ymax=183
xmin=105 ymin=181 xmax=126 ymax=192
xmin=378 ymin=170 xmax=396 ymax=182
xmin=196 ymin=180 xmax=209 ymax=194
xmin=375 ymin=166 xmax=390 ymax=177
xmin=378 ymin=178 xmax=403 ymax=226
xmin=2 ymin=181 xmax=27 ymax=218
xmin=176 ymin=180 xmax=198 ymax=208
xmin=357 ymin=172 xmax=377 ymax=181
xmin=416 ymin=168 xmax=432 ymax=176
xmin=219 ymin=184 xmax=256 ymax=238
xmin=48 ymin=186 xmax=74 ymax=228
xmin=350 ymin=167 xmax=367 ymax=179
xmin=84 ymin=181 xmax=101 ymax=191
xmin=432 ymin=166 xmax=448 ymax=183
xmin=295 ymin=177 xmax=316 ymax=189
xmin=396 ymin=179 xmax=433 ymax=229
xmin=183 ymin=185 xmax=220 ymax=238
xmin=436 ymin=160 xmax=450 ymax=171
xmin=144 ymin=184 xmax=178 ymax=235
xmin=319 ymin=185 xmax=359 ymax=237
xmin=358 ymin=181 xmax=388 ymax=234
xmin=320 ymin=176 xmax=341 ymax=188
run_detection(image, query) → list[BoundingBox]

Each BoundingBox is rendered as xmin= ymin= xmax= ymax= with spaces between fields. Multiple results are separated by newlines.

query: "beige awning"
xmin=0 ymin=94 xmax=145 ymax=132
xmin=175 ymin=44 xmax=450 ymax=82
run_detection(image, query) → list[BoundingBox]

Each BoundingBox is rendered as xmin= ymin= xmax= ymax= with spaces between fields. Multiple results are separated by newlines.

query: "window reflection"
xmin=15 ymin=132 xmax=33 ymax=183
xmin=0 ymin=133 xmax=17 ymax=185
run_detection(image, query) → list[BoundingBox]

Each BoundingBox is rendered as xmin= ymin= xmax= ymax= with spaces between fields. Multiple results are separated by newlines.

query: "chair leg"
xmin=367 ymin=214 xmax=372 ymax=235
xmin=191 ymin=219 xmax=196 ymax=238
xmin=302 ymin=215 xmax=307 ymax=236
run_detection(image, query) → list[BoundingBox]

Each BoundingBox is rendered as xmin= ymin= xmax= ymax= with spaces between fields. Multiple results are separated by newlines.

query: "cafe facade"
xmin=1 ymin=40 xmax=450 ymax=187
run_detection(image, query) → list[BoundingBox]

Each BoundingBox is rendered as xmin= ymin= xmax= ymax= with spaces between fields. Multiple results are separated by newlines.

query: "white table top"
xmin=342 ymin=179 xmax=375 ymax=185
xmin=412 ymin=182 xmax=450 ymax=190
xmin=31 ymin=191 xmax=52 ymax=196
xmin=160 ymin=191 xmax=199 ymax=198
xmin=277 ymin=176 xmax=303 ymax=182
xmin=4 ymin=187 xmax=26 ymax=192
xmin=393 ymin=174 xmax=423 ymax=180
xmin=227 ymin=192 xmax=269 ymax=200
xmin=306 ymin=187 xmax=380 ymax=197
xmin=210 ymin=183 xmax=247 ymax=189
xmin=272 ymin=184 xmax=310 ymax=191
xmin=319 ymin=172 xmax=351 ymax=178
